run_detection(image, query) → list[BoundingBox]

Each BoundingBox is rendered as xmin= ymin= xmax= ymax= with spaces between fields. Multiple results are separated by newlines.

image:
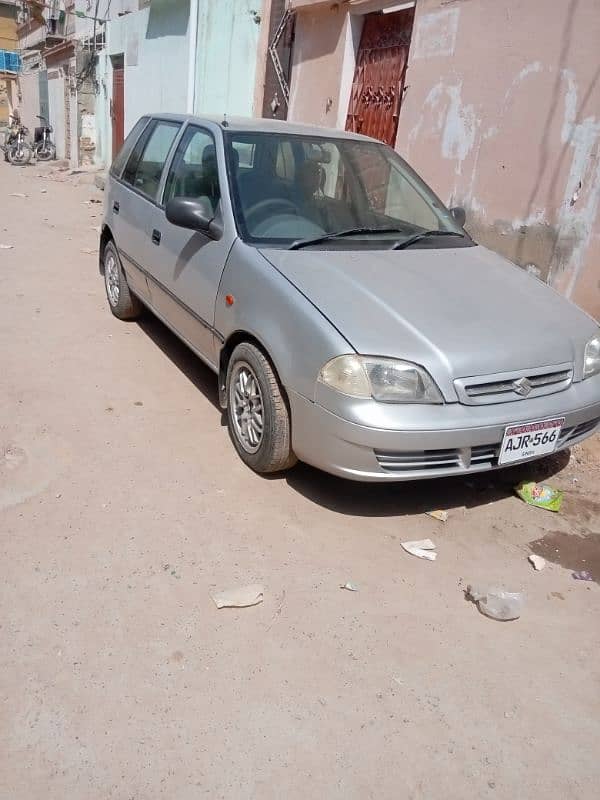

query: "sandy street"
xmin=1 ymin=159 xmax=599 ymax=799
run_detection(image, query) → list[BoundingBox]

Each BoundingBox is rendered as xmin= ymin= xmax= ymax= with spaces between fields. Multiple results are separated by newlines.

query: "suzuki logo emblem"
xmin=512 ymin=377 xmax=533 ymax=396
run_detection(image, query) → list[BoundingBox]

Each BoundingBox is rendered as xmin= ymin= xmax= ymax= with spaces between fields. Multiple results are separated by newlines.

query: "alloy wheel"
xmin=230 ymin=362 xmax=264 ymax=453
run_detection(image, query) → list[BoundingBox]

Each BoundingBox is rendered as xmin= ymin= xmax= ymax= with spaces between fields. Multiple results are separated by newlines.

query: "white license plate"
xmin=498 ymin=417 xmax=564 ymax=465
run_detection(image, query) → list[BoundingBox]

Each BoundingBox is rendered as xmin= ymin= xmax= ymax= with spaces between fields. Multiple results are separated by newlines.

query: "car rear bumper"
xmin=288 ymin=380 xmax=600 ymax=482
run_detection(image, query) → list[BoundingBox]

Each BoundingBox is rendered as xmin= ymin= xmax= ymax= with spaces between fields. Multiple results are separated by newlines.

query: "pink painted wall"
xmin=288 ymin=0 xmax=600 ymax=320
xmin=397 ymin=0 xmax=600 ymax=319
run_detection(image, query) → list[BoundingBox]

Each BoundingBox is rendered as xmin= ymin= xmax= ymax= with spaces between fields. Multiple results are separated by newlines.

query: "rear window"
xmin=110 ymin=116 xmax=149 ymax=178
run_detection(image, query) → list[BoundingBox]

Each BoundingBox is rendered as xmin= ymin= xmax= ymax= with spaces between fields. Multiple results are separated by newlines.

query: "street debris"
xmin=340 ymin=582 xmax=359 ymax=591
xmin=466 ymin=585 xmax=524 ymax=621
xmin=572 ymin=570 xmax=593 ymax=581
xmin=40 ymin=188 xmax=47 ymax=193
xmin=81 ymin=248 xmax=96 ymax=255
xmin=0 ymin=244 xmax=14 ymax=250
xmin=426 ymin=510 xmax=448 ymax=522
xmin=9 ymin=192 xmax=28 ymax=198
xmin=401 ymin=539 xmax=437 ymax=561
xmin=211 ymin=583 xmax=264 ymax=609
xmin=515 ymin=480 xmax=563 ymax=512
xmin=528 ymin=554 xmax=546 ymax=571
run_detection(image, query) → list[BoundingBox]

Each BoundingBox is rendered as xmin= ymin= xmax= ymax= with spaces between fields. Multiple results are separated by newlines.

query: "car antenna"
xmin=222 ymin=113 xmax=229 ymax=128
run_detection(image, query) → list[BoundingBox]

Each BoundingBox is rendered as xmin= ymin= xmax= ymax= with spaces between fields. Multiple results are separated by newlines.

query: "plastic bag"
xmin=515 ymin=481 xmax=563 ymax=512
xmin=466 ymin=585 xmax=525 ymax=621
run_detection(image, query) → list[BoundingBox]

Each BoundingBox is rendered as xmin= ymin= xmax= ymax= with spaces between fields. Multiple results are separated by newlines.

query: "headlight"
xmin=318 ymin=355 xmax=443 ymax=403
xmin=584 ymin=332 xmax=600 ymax=379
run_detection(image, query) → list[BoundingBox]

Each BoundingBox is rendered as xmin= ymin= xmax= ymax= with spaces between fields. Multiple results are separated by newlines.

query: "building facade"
xmin=94 ymin=0 xmax=267 ymax=167
xmin=0 ymin=0 xmax=18 ymax=125
xmin=286 ymin=0 xmax=600 ymax=320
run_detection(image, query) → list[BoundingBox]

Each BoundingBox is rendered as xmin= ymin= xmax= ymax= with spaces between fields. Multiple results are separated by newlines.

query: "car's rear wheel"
xmin=103 ymin=240 xmax=143 ymax=320
xmin=226 ymin=342 xmax=297 ymax=474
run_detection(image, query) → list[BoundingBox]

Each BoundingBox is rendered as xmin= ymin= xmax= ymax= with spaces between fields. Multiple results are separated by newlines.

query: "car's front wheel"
xmin=226 ymin=342 xmax=297 ymax=474
xmin=103 ymin=240 xmax=143 ymax=320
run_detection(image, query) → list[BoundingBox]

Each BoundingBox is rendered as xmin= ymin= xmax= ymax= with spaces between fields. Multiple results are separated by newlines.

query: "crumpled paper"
xmin=211 ymin=584 xmax=264 ymax=609
xmin=401 ymin=539 xmax=437 ymax=561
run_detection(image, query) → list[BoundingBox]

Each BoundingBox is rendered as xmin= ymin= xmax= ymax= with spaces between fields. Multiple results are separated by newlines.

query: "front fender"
xmin=214 ymin=241 xmax=353 ymax=400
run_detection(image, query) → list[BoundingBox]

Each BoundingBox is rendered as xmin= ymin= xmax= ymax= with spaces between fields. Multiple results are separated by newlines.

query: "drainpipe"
xmin=187 ymin=0 xmax=200 ymax=114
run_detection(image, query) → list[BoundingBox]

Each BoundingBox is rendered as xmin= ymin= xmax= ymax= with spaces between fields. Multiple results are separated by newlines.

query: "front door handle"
xmin=113 ymin=201 xmax=119 ymax=214
xmin=151 ymin=229 xmax=161 ymax=246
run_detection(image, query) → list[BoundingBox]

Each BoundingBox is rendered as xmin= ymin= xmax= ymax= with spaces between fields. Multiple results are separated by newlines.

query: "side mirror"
xmin=165 ymin=197 xmax=222 ymax=239
xmin=450 ymin=206 xmax=466 ymax=227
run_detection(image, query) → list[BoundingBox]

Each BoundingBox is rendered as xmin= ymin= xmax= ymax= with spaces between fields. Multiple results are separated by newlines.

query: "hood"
xmin=261 ymin=244 xmax=597 ymax=396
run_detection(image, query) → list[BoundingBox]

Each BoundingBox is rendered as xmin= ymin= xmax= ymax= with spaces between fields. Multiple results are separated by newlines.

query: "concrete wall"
xmin=17 ymin=70 xmax=39 ymax=131
xmin=194 ymin=0 xmax=262 ymax=116
xmin=96 ymin=0 xmax=190 ymax=165
xmin=287 ymin=0 xmax=600 ymax=320
xmin=47 ymin=70 xmax=66 ymax=159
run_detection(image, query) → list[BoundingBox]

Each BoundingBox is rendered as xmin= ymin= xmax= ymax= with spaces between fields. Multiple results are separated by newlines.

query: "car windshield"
xmin=224 ymin=131 xmax=468 ymax=249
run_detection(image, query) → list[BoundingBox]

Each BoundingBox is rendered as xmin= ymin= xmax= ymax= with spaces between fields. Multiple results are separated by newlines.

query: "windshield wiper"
xmin=390 ymin=230 xmax=464 ymax=250
xmin=288 ymin=226 xmax=409 ymax=251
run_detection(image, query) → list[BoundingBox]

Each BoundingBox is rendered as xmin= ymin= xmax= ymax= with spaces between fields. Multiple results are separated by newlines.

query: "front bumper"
xmin=288 ymin=378 xmax=600 ymax=481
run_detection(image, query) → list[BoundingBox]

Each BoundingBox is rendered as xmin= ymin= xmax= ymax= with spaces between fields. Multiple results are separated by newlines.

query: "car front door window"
xmin=163 ymin=127 xmax=221 ymax=212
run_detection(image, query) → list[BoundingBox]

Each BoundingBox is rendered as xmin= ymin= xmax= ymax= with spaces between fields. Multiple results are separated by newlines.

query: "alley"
xmin=1 ymin=159 xmax=600 ymax=799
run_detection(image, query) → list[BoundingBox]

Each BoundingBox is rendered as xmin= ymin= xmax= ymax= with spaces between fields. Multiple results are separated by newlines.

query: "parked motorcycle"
xmin=33 ymin=115 xmax=56 ymax=161
xmin=2 ymin=114 xmax=33 ymax=166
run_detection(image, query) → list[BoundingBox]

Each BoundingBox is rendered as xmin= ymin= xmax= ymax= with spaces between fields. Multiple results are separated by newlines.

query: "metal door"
xmin=111 ymin=60 xmax=125 ymax=159
xmin=345 ymin=9 xmax=414 ymax=146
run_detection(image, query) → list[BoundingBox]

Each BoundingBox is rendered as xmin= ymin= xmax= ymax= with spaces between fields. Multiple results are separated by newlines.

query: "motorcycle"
xmin=2 ymin=115 xmax=33 ymax=166
xmin=33 ymin=115 xmax=56 ymax=161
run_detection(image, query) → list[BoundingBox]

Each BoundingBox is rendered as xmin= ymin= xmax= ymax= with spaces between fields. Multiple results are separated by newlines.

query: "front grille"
xmin=374 ymin=444 xmax=498 ymax=474
xmin=455 ymin=364 xmax=573 ymax=405
xmin=558 ymin=417 xmax=600 ymax=446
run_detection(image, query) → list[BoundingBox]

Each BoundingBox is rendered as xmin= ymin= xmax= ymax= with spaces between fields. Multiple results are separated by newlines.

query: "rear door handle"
xmin=113 ymin=201 xmax=119 ymax=214
xmin=152 ymin=229 xmax=161 ymax=246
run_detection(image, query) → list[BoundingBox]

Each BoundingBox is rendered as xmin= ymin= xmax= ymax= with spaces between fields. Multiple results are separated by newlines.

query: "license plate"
xmin=498 ymin=417 xmax=564 ymax=465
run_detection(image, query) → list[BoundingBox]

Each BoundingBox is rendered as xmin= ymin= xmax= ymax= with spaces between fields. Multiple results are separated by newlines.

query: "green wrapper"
xmin=515 ymin=481 xmax=563 ymax=512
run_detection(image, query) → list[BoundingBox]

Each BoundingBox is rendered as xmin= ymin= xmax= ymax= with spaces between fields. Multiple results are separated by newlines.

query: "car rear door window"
xmin=163 ymin=127 xmax=221 ymax=212
xmin=122 ymin=120 xmax=181 ymax=201
xmin=110 ymin=116 xmax=150 ymax=178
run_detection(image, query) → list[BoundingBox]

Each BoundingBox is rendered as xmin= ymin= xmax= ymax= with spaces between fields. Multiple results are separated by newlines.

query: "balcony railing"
xmin=0 ymin=50 xmax=22 ymax=74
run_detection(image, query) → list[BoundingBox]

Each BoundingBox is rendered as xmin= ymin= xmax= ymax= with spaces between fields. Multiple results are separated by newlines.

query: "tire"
xmin=103 ymin=240 xmax=143 ymax=320
xmin=8 ymin=144 xmax=32 ymax=166
xmin=36 ymin=143 xmax=56 ymax=161
xmin=226 ymin=342 xmax=297 ymax=474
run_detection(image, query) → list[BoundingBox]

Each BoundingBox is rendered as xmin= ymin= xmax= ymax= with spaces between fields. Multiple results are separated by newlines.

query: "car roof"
xmin=145 ymin=113 xmax=379 ymax=143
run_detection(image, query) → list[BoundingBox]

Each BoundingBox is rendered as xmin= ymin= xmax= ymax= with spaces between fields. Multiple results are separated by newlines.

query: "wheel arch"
xmin=99 ymin=224 xmax=115 ymax=275
xmin=218 ymin=330 xmax=287 ymax=411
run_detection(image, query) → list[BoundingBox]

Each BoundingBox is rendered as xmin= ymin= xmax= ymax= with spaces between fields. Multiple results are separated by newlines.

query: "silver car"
xmin=101 ymin=114 xmax=600 ymax=481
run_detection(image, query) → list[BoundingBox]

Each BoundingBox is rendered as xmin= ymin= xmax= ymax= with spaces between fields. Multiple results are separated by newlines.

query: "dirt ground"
xmin=1 ymin=159 xmax=599 ymax=800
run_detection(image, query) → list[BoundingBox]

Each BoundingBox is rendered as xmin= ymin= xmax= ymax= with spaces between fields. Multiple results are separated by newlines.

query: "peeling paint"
xmin=412 ymin=8 xmax=460 ymax=60
xmin=560 ymin=69 xmax=578 ymax=144
xmin=408 ymin=81 xmax=477 ymax=175
xmin=441 ymin=85 xmax=477 ymax=169
xmin=553 ymin=115 xmax=600 ymax=297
